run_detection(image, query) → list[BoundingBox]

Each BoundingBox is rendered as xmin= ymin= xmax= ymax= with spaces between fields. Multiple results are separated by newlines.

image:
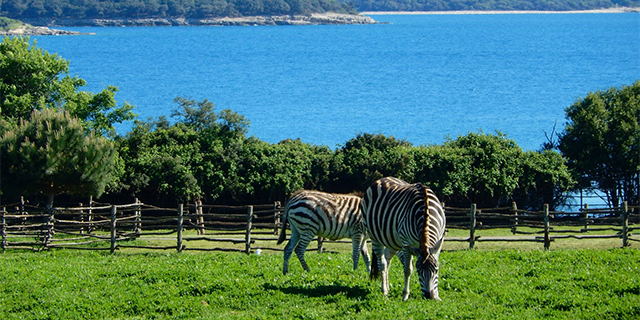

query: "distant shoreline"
xmin=22 ymin=13 xmax=378 ymax=28
xmin=361 ymin=7 xmax=640 ymax=15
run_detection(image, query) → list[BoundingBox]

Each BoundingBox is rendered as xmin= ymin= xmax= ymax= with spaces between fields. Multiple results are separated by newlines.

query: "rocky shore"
xmin=0 ymin=25 xmax=84 ymax=36
xmin=24 ymin=13 xmax=378 ymax=28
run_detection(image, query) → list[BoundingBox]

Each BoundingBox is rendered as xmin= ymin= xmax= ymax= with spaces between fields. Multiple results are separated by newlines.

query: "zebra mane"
xmin=418 ymin=183 xmax=431 ymax=262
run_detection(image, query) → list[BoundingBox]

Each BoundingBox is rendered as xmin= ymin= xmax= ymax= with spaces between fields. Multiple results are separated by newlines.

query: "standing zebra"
xmin=362 ymin=177 xmax=446 ymax=300
xmin=277 ymin=190 xmax=371 ymax=275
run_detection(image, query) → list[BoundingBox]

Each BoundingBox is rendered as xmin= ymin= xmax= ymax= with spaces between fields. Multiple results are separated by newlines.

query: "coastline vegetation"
xmin=0 ymin=17 xmax=23 ymax=31
xmin=0 ymin=0 xmax=357 ymax=22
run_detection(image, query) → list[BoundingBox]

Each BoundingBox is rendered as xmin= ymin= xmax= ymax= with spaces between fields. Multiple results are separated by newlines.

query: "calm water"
xmin=33 ymin=13 xmax=640 ymax=150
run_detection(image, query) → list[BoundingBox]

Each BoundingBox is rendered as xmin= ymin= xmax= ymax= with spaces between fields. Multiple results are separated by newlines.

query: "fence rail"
xmin=1 ymin=199 xmax=638 ymax=253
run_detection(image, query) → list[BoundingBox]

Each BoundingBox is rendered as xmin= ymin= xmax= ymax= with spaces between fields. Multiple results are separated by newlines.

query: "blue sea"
xmin=33 ymin=13 xmax=639 ymax=151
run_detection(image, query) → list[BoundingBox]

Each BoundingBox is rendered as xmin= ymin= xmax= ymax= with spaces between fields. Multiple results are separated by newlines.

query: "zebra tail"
xmin=276 ymin=209 xmax=288 ymax=245
xmin=369 ymin=250 xmax=380 ymax=280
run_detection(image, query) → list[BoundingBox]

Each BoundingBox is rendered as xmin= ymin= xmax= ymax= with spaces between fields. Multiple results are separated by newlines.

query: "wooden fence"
xmin=0 ymin=199 xmax=283 ymax=254
xmin=1 ymin=199 xmax=638 ymax=253
xmin=445 ymin=202 xmax=640 ymax=249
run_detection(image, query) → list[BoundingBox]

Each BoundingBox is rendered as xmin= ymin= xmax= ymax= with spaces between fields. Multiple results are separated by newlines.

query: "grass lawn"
xmin=1 ymin=244 xmax=639 ymax=319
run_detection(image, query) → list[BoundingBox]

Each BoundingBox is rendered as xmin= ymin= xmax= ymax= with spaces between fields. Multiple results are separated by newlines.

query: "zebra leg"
xmin=361 ymin=239 xmax=371 ymax=273
xmin=283 ymin=228 xmax=301 ymax=275
xmin=380 ymin=247 xmax=396 ymax=296
xmin=398 ymin=249 xmax=414 ymax=301
xmin=351 ymin=233 xmax=367 ymax=272
xmin=294 ymin=232 xmax=314 ymax=272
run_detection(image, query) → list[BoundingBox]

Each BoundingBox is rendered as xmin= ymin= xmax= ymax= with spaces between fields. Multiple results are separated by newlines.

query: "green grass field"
xmin=1 ymin=246 xmax=639 ymax=319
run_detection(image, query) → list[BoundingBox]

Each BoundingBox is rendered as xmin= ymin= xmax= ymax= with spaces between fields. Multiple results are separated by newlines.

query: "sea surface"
xmin=33 ymin=13 xmax=639 ymax=151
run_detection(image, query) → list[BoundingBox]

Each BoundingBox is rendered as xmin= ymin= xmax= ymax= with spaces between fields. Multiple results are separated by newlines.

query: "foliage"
xmin=342 ymin=0 xmax=639 ymax=12
xmin=0 ymin=0 xmax=353 ymax=21
xmin=412 ymin=143 xmax=472 ymax=202
xmin=114 ymin=115 xmax=574 ymax=208
xmin=0 ymin=249 xmax=638 ymax=319
xmin=232 ymin=138 xmax=325 ymax=203
xmin=0 ymin=108 xmax=118 ymax=208
xmin=0 ymin=37 xmax=135 ymax=137
xmin=331 ymin=133 xmax=415 ymax=193
xmin=116 ymin=97 xmax=253 ymax=204
xmin=0 ymin=17 xmax=24 ymax=31
xmin=442 ymin=132 xmax=524 ymax=207
xmin=411 ymin=132 xmax=574 ymax=210
xmin=558 ymin=81 xmax=640 ymax=207
xmin=512 ymin=149 xmax=575 ymax=210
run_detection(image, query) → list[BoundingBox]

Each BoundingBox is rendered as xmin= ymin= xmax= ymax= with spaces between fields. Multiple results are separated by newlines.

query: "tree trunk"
xmin=45 ymin=193 xmax=55 ymax=213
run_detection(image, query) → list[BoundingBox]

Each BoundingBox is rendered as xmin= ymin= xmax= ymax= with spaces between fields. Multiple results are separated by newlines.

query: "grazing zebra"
xmin=277 ymin=190 xmax=371 ymax=275
xmin=362 ymin=177 xmax=446 ymax=301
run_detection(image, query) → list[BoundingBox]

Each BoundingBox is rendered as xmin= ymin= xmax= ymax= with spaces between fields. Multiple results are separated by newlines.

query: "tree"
xmin=116 ymin=97 xmax=250 ymax=204
xmin=117 ymin=123 xmax=203 ymax=203
xmin=512 ymin=150 xmax=575 ymax=210
xmin=412 ymin=144 xmax=472 ymax=205
xmin=0 ymin=37 xmax=135 ymax=136
xmin=331 ymin=133 xmax=414 ymax=193
xmin=1 ymin=108 xmax=118 ymax=210
xmin=558 ymin=81 xmax=640 ymax=207
xmin=443 ymin=131 xmax=524 ymax=207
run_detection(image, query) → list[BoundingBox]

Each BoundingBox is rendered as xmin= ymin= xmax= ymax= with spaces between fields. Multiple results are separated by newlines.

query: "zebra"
xmin=362 ymin=176 xmax=446 ymax=301
xmin=277 ymin=190 xmax=371 ymax=275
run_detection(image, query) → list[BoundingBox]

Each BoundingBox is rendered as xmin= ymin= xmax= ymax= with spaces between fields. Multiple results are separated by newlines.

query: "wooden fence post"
xmin=469 ymin=204 xmax=477 ymax=249
xmin=622 ymin=201 xmax=629 ymax=248
xmin=43 ymin=210 xmax=54 ymax=248
xmin=582 ymin=203 xmax=589 ymax=231
xmin=134 ymin=198 xmax=141 ymax=236
xmin=110 ymin=205 xmax=117 ymax=253
xmin=195 ymin=200 xmax=205 ymax=235
xmin=274 ymin=201 xmax=281 ymax=235
xmin=544 ymin=204 xmax=550 ymax=250
xmin=511 ymin=202 xmax=518 ymax=234
xmin=245 ymin=206 xmax=253 ymax=254
xmin=79 ymin=202 xmax=85 ymax=235
xmin=1 ymin=207 xmax=6 ymax=253
xmin=177 ymin=204 xmax=184 ymax=252
xmin=88 ymin=196 xmax=94 ymax=234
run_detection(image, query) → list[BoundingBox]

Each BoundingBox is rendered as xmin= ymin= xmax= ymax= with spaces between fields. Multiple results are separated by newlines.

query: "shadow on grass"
xmin=263 ymin=283 xmax=370 ymax=298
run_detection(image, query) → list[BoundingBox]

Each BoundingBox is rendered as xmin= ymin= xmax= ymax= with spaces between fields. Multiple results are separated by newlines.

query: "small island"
xmin=0 ymin=17 xmax=84 ymax=35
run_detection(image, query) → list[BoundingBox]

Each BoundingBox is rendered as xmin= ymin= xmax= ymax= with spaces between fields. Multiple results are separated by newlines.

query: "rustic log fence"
xmin=445 ymin=202 xmax=639 ymax=249
xmin=0 ymin=199 xmax=283 ymax=254
xmin=1 ymin=199 xmax=638 ymax=253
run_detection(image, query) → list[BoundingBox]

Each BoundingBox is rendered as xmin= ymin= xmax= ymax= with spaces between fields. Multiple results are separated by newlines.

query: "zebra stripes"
xmin=362 ymin=177 xmax=446 ymax=300
xmin=277 ymin=190 xmax=371 ymax=275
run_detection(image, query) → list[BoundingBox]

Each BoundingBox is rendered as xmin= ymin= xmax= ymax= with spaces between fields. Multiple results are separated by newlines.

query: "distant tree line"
xmin=2 ymin=0 xmax=637 ymax=21
xmin=0 ymin=0 xmax=355 ymax=21
xmin=1 ymin=37 xmax=638 ymax=211
xmin=342 ymin=0 xmax=638 ymax=12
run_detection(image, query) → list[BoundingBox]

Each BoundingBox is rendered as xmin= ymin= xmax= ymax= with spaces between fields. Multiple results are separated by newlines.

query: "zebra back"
xmin=278 ymin=190 xmax=363 ymax=243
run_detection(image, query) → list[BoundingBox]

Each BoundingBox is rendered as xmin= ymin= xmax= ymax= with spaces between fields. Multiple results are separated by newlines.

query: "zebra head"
xmin=406 ymin=245 xmax=441 ymax=300
xmin=415 ymin=250 xmax=440 ymax=300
